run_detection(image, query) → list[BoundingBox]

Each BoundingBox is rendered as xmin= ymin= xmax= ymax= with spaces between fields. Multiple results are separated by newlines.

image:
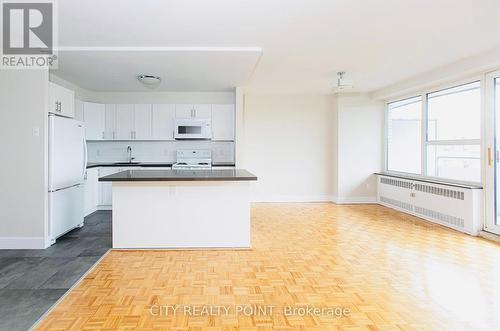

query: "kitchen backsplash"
xmin=87 ymin=141 xmax=235 ymax=164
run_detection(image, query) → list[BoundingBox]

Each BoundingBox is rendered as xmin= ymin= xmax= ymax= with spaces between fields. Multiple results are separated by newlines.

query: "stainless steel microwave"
xmin=174 ymin=118 xmax=212 ymax=140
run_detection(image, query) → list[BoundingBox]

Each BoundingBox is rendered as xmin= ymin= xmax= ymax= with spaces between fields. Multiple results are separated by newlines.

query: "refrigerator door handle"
xmin=83 ymin=136 xmax=88 ymax=180
xmin=49 ymin=183 xmax=82 ymax=193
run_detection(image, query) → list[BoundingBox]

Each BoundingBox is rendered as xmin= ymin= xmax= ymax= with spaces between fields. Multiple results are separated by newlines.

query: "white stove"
xmin=172 ymin=149 xmax=212 ymax=170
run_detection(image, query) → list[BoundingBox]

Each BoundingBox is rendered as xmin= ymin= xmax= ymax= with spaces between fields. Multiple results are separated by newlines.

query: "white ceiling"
xmin=53 ymin=48 xmax=262 ymax=91
xmin=54 ymin=0 xmax=500 ymax=93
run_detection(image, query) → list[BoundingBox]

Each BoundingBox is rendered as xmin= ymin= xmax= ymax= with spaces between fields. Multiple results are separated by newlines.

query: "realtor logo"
xmin=1 ymin=1 xmax=57 ymax=68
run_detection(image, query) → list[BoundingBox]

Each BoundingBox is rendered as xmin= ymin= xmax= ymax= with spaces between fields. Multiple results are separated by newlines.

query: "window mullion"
xmin=422 ymin=93 xmax=428 ymax=176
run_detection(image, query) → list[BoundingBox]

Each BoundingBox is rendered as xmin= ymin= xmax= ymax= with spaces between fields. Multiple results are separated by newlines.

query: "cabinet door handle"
xmin=102 ymin=131 xmax=105 ymax=139
xmin=59 ymin=101 xmax=62 ymax=112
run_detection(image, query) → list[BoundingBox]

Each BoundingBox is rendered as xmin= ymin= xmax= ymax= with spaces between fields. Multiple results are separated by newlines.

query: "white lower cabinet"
xmin=86 ymin=166 xmax=173 ymax=212
xmin=83 ymin=168 xmax=99 ymax=216
xmin=98 ymin=167 xmax=140 ymax=209
xmin=98 ymin=167 xmax=121 ymax=208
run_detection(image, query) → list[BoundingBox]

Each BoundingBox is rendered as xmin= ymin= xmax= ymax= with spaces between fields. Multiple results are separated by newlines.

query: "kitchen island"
xmin=99 ymin=169 xmax=257 ymax=249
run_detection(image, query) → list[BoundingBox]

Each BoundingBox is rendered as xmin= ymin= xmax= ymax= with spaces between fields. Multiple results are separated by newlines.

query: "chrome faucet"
xmin=127 ymin=146 xmax=134 ymax=163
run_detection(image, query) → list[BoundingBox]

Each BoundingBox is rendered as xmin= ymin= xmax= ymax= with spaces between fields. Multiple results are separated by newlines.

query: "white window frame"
xmin=484 ymin=69 xmax=500 ymax=235
xmin=384 ymin=75 xmax=484 ymax=186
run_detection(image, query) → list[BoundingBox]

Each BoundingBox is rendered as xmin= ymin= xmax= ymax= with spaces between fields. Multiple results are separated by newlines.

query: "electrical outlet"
xmin=32 ymin=127 xmax=40 ymax=137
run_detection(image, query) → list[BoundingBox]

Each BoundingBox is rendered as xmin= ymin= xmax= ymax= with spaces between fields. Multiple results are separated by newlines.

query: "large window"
xmin=387 ymin=96 xmax=422 ymax=174
xmin=426 ymin=82 xmax=481 ymax=183
xmin=386 ymin=81 xmax=482 ymax=183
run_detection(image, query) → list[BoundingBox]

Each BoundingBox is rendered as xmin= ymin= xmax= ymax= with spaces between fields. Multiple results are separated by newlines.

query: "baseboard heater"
xmin=376 ymin=174 xmax=483 ymax=236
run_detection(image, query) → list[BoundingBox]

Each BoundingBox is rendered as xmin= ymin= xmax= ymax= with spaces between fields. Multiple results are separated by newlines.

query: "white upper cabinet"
xmin=175 ymin=104 xmax=193 ymax=118
xmin=212 ymin=104 xmax=235 ymax=141
xmin=175 ymin=104 xmax=212 ymax=119
xmin=115 ymin=104 xmax=152 ymax=140
xmin=74 ymin=98 xmax=84 ymax=121
xmin=104 ymin=104 xmax=116 ymax=140
xmin=80 ymin=102 xmax=229 ymax=141
xmin=115 ymin=104 xmax=135 ymax=140
xmin=134 ymin=104 xmax=153 ymax=140
xmin=193 ymin=104 xmax=212 ymax=119
xmin=83 ymin=102 xmax=105 ymax=140
xmin=48 ymin=82 xmax=75 ymax=118
xmin=152 ymin=104 xmax=175 ymax=140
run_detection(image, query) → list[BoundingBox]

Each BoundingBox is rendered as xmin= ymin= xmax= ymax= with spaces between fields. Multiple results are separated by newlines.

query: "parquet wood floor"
xmin=35 ymin=203 xmax=500 ymax=330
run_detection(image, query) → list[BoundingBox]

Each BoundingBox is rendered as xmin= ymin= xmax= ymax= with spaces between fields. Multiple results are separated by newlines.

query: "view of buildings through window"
xmin=387 ymin=82 xmax=481 ymax=183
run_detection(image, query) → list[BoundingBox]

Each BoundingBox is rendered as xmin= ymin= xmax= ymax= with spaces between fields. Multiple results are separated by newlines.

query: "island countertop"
xmin=99 ymin=169 xmax=258 ymax=182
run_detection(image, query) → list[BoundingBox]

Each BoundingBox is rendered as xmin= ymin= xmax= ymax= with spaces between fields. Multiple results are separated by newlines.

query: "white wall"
xmin=86 ymin=91 xmax=234 ymax=105
xmin=50 ymin=73 xmax=95 ymax=101
xmin=242 ymin=94 xmax=336 ymax=201
xmin=0 ymin=70 xmax=49 ymax=248
xmin=87 ymin=141 xmax=234 ymax=164
xmin=332 ymin=99 xmax=339 ymax=199
xmin=334 ymin=94 xmax=384 ymax=203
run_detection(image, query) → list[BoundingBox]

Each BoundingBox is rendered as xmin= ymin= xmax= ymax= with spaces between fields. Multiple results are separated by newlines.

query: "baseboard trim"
xmin=251 ymin=195 xmax=335 ymax=203
xmin=84 ymin=206 xmax=98 ymax=217
xmin=480 ymin=231 xmax=500 ymax=243
xmin=332 ymin=196 xmax=378 ymax=204
xmin=0 ymin=236 xmax=47 ymax=249
xmin=250 ymin=196 xmax=378 ymax=204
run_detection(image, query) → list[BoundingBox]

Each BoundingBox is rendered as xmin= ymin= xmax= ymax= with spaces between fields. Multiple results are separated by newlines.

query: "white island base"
xmin=111 ymin=181 xmax=251 ymax=249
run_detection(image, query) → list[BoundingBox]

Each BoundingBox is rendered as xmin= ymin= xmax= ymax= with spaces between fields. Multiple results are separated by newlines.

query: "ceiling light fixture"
xmin=333 ymin=71 xmax=354 ymax=91
xmin=137 ymin=74 xmax=161 ymax=88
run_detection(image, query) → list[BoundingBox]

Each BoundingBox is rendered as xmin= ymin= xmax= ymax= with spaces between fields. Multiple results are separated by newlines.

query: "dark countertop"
xmin=87 ymin=162 xmax=172 ymax=169
xmin=87 ymin=163 xmax=235 ymax=169
xmin=99 ymin=169 xmax=257 ymax=182
xmin=375 ymin=172 xmax=483 ymax=189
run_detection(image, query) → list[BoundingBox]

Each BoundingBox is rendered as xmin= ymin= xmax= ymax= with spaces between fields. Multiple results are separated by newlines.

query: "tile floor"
xmin=0 ymin=211 xmax=111 ymax=331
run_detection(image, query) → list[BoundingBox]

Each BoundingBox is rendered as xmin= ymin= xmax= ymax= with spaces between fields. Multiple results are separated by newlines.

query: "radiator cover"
xmin=377 ymin=175 xmax=483 ymax=235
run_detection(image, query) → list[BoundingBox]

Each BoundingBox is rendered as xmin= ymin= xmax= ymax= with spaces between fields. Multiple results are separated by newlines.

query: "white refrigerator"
xmin=48 ymin=114 xmax=87 ymax=243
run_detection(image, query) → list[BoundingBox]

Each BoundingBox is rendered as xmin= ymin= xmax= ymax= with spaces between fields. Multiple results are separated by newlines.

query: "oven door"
xmin=174 ymin=119 xmax=212 ymax=140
